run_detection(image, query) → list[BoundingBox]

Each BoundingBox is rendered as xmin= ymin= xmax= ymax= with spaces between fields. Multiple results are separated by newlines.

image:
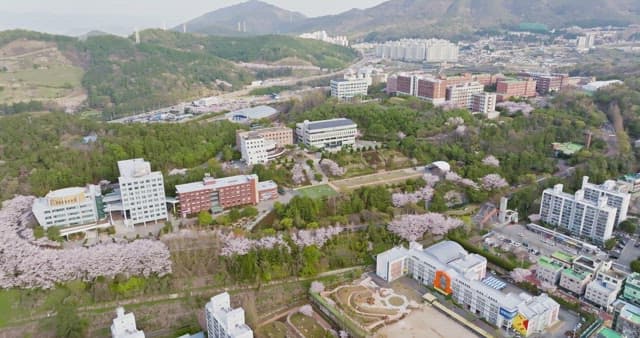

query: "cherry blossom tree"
xmin=445 ymin=171 xmax=479 ymax=189
xmin=422 ymin=173 xmax=440 ymax=187
xmin=320 ymin=159 xmax=346 ymax=177
xmin=392 ymin=187 xmax=434 ymax=207
xmin=291 ymin=226 xmax=344 ymax=247
xmin=310 ymin=281 xmax=325 ymax=293
xmin=482 ymin=155 xmax=500 ymax=167
xmin=510 ymin=268 xmax=533 ymax=283
xmin=481 ymin=174 xmax=509 ymax=190
xmin=387 ymin=213 xmax=463 ymax=241
xmin=0 ymin=196 xmax=172 ymax=289
xmin=299 ymin=304 xmax=314 ymax=317
xmin=292 ymin=163 xmax=306 ymax=185
xmin=218 ymin=231 xmax=288 ymax=257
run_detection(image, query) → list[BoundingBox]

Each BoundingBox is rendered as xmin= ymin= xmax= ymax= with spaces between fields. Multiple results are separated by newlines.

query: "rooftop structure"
xmin=582 ymin=80 xmax=623 ymax=92
xmin=376 ymin=241 xmax=559 ymax=336
xmin=552 ymin=142 xmax=584 ymax=156
xmin=617 ymin=173 xmax=640 ymax=193
xmin=111 ymin=307 xmax=145 ymax=338
xmin=236 ymin=127 xmax=292 ymax=165
xmin=551 ymin=251 xmax=575 ymax=267
xmin=622 ymin=273 xmax=640 ymax=306
xmin=205 ymin=292 xmax=253 ymax=338
xmin=225 ymin=106 xmax=278 ymax=124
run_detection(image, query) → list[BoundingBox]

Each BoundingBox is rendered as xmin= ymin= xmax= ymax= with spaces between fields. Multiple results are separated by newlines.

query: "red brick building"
xmin=176 ymin=174 xmax=277 ymax=217
xmin=416 ymin=78 xmax=447 ymax=104
xmin=496 ymin=78 xmax=537 ymax=102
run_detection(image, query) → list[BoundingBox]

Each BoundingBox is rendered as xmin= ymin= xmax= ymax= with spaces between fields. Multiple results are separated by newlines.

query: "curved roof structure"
xmin=430 ymin=161 xmax=451 ymax=173
xmin=424 ymin=240 xmax=466 ymax=264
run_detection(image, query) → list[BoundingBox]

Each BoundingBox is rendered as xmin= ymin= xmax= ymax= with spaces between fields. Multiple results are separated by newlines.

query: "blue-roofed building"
xmin=295 ymin=118 xmax=358 ymax=150
xmin=225 ymin=106 xmax=278 ymax=124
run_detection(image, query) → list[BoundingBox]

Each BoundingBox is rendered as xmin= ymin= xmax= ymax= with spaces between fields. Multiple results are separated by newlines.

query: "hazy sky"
xmin=0 ymin=0 xmax=385 ymax=35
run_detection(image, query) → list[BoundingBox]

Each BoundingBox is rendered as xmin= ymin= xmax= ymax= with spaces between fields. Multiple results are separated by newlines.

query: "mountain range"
xmin=179 ymin=0 xmax=640 ymax=40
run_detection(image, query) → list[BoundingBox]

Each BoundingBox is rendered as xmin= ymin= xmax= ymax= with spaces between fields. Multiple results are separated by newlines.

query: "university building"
xmin=32 ymin=185 xmax=105 ymax=229
xmin=236 ymin=127 xmax=292 ymax=165
xmin=176 ymin=174 xmax=277 ymax=217
xmin=295 ymin=118 xmax=357 ymax=150
xmin=330 ymin=78 xmax=369 ymax=101
xmin=115 ymin=159 xmax=167 ymax=226
xmin=376 ymin=241 xmax=559 ymax=336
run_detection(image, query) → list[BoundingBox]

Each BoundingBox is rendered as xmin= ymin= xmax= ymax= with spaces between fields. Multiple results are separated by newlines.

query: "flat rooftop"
xmin=176 ymin=174 xmax=258 ymax=194
xmin=538 ymin=256 xmax=564 ymax=271
xmin=300 ymin=118 xmax=357 ymax=131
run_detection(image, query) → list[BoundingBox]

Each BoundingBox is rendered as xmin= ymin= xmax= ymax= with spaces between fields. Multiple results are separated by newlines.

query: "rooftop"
xmin=176 ymin=174 xmax=258 ymax=194
xmin=257 ymin=180 xmax=277 ymax=191
xmin=552 ymin=142 xmax=584 ymax=155
xmin=226 ymin=105 xmax=278 ymax=122
xmin=626 ymin=272 xmax=640 ymax=286
xmin=551 ymin=251 xmax=575 ymax=263
xmin=537 ymin=256 xmax=564 ymax=271
xmin=561 ymin=268 xmax=590 ymax=281
xmin=300 ymin=118 xmax=357 ymax=131
xmin=619 ymin=301 xmax=640 ymax=325
xmin=595 ymin=327 xmax=623 ymax=338
xmin=118 ymin=158 xmax=154 ymax=178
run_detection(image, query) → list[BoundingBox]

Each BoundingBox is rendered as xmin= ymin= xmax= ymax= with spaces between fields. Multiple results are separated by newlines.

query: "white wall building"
xmin=585 ymin=262 xmax=626 ymax=311
xmin=111 ymin=307 xmax=145 ymax=338
xmin=236 ymin=127 xmax=292 ymax=165
xmin=539 ymin=183 xmax=618 ymax=244
xmin=117 ymin=159 xmax=167 ymax=226
xmin=376 ymin=241 xmax=559 ymax=336
xmin=299 ymin=30 xmax=349 ymax=46
xmin=32 ymin=185 xmax=104 ymax=229
xmin=239 ymin=135 xmax=268 ymax=165
xmin=374 ymin=39 xmax=458 ymax=63
xmin=330 ymin=78 xmax=369 ymax=101
xmin=295 ymin=118 xmax=357 ymax=150
xmin=472 ymin=92 xmax=497 ymax=114
xmin=446 ymin=82 xmax=484 ymax=109
xmin=581 ymin=176 xmax=630 ymax=225
xmin=205 ymin=292 xmax=253 ymax=338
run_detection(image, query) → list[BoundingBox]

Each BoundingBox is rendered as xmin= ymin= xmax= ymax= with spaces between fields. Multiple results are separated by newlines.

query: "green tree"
xmin=47 ymin=226 xmax=62 ymax=242
xmin=300 ymin=245 xmax=322 ymax=277
xmin=241 ymin=207 xmax=259 ymax=218
xmin=631 ymin=259 xmax=640 ymax=273
xmin=429 ymin=193 xmax=447 ymax=212
xmin=222 ymin=145 xmax=234 ymax=161
xmin=54 ymin=304 xmax=88 ymax=338
xmin=198 ymin=211 xmax=213 ymax=226
xmin=33 ymin=226 xmax=45 ymax=239
xmin=604 ymin=238 xmax=618 ymax=251
xmin=619 ymin=219 xmax=637 ymax=235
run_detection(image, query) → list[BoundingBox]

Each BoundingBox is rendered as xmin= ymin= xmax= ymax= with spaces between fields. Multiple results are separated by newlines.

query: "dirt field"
xmin=374 ymin=305 xmax=477 ymax=338
xmin=332 ymin=167 xmax=423 ymax=191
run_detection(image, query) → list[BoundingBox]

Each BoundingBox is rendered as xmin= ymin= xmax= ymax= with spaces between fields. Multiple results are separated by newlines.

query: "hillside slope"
xmin=177 ymin=0 xmax=306 ymax=36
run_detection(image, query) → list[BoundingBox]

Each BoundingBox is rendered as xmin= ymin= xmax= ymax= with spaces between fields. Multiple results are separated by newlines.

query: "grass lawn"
xmin=256 ymin=321 xmax=289 ymax=338
xmin=296 ymin=184 xmax=338 ymax=199
xmin=290 ymin=313 xmax=327 ymax=337
xmin=332 ymin=168 xmax=422 ymax=191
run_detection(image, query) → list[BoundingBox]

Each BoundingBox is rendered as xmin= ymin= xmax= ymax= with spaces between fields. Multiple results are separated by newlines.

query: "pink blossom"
xmin=510 ymin=268 xmax=533 ymax=283
xmin=320 ymin=159 xmax=346 ymax=177
xmin=392 ymin=187 xmax=434 ymax=207
xmin=310 ymin=281 xmax=325 ymax=293
xmin=292 ymin=163 xmax=306 ymax=185
xmin=299 ymin=304 xmax=314 ymax=317
xmin=482 ymin=155 xmax=500 ymax=167
xmin=388 ymin=213 xmax=463 ymax=241
xmin=481 ymin=173 xmax=509 ymax=190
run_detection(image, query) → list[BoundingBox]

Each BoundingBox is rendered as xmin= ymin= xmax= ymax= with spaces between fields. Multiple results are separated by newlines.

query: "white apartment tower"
xmin=205 ymin=292 xmax=253 ymax=338
xmin=330 ymin=78 xmax=369 ymax=101
xmin=539 ymin=178 xmax=628 ymax=244
xmin=581 ymin=176 xmax=630 ymax=225
xmin=32 ymin=185 xmax=104 ymax=229
xmin=295 ymin=118 xmax=358 ymax=150
xmin=117 ymin=159 xmax=167 ymax=226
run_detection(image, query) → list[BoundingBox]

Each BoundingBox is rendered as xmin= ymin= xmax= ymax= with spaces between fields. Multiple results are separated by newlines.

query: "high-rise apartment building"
xmin=472 ymin=92 xmax=497 ymax=114
xmin=580 ymin=176 xmax=630 ymax=225
xmin=295 ymin=118 xmax=357 ymax=150
xmin=205 ymin=292 xmax=253 ymax=338
xmin=539 ymin=183 xmax=617 ymax=244
xmin=111 ymin=307 xmax=145 ymax=338
xmin=377 ymin=241 xmax=559 ymax=337
xmin=330 ymin=78 xmax=369 ymax=101
xmin=176 ymin=174 xmax=277 ymax=217
xmin=117 ymin=159 xmax=167 ymax=226
xmin=32 ymin=185 xmax=104 ymax=229
xmin=374 ymin=39 xmax=458 ymax=62
xmin=496 ymin=79 xmax=537 ymax=102
xmin=446 ymin=82 xmax=484 ymax=109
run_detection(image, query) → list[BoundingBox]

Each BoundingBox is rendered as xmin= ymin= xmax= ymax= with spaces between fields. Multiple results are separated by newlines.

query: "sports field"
xmin=296 ymin=184 xmax=338 ymax=199
xmin=332 ymin=167 xmax=423 ymax=191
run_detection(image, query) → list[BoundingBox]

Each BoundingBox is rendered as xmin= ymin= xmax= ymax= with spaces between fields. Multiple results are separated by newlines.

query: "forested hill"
xmin=0 ymin=29 xmax=357 ymax=119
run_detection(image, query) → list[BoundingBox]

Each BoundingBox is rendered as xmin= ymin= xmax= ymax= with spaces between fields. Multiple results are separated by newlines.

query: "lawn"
xmin=0 ymin=65 xmax=84 ymax=103
xmin=256 ymin=321 xmax=289 ymax=338
xmin=332 ymin=168 xmax=423 ymax=191
xmin=290 ymin=313 xmax=328 ymax=337
xmin=295 ymin=184 xmax=338 ymax=199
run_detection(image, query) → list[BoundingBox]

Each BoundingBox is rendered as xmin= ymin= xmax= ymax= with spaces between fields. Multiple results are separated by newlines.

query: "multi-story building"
xmin=117 ymin=159 xmax=167 ymax=226
xmin=585 ymin=262 xmax=626 ymax=311
xmin=32 ymin=185 xmax=104 ymax=229
xmin=496 ymin=78 xmax=537 ymax=102
xmin=176 ymin=174 xmax=276 ymax=217
xmin=377 ymin=241 xmax=559 ymax=337
xmin=446 ymin=82 xmax=484 ymax=109
xmin=374 ymin=39 xmax=458 ymax=62
xmin=581 ymin=176 xmax=630 ymax=225
xmin=111 ymin=307 xmax=145 ymax=338
xmin=539 ymin=183 xmax=618 ymax=244
xmin=417 ymin=77 xmax=447 ymax=104
xmin=205 ymin=292 xmax=253 ymax=338
xmin=236 ymin=127 xmax=292 ymax=165
xmin=536 ymin=256 xmax=564 ymax=285
xmin=559 ymin=268 xmax=592 ymax=295
xmin=472 ymin=92 xmax=497 ymax=114
xmin=330 ymin=78 xmax=369 ymax=101
xmin=295 ymin=118 xmax=357 ymax=150
xmin=622 ymin=273 xmax=640 ymax=306
xmin=518 ymin=72 xmax=569 ymax=94
xmin=551 ymin=251 xmax=575 ymax=268
xmin=612 ymin=300 xmax=640 ymax=338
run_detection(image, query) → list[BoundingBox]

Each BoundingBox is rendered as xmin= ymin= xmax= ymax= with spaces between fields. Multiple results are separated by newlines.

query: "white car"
xmin=512 ymin=242 xmax=521 ymax=247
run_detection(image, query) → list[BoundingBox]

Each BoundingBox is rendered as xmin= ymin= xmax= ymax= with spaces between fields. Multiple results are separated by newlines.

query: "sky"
xmin=0 ymin=0 xmax=385 ymax=36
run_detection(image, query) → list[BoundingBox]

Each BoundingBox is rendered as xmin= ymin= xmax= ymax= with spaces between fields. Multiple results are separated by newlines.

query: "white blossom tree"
xmin=299 ymin=304 xmax=314 ymax=317
xmin=310 ymin=281 xmax=325 ymax=293
xmin=387 ymin=213 xmax=463 ymax=241
xmin=320 ymin=159 xmax=346 ymax=177
xmin=292 ymin=163 xmax=306 ymax=185
xmin=510 ymin=268 xmax=533 ymax=283
xmin=481 ymin=173 xmax=509 ymax=190
xmin=482 ymin=155 xmax=500 ymax=167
